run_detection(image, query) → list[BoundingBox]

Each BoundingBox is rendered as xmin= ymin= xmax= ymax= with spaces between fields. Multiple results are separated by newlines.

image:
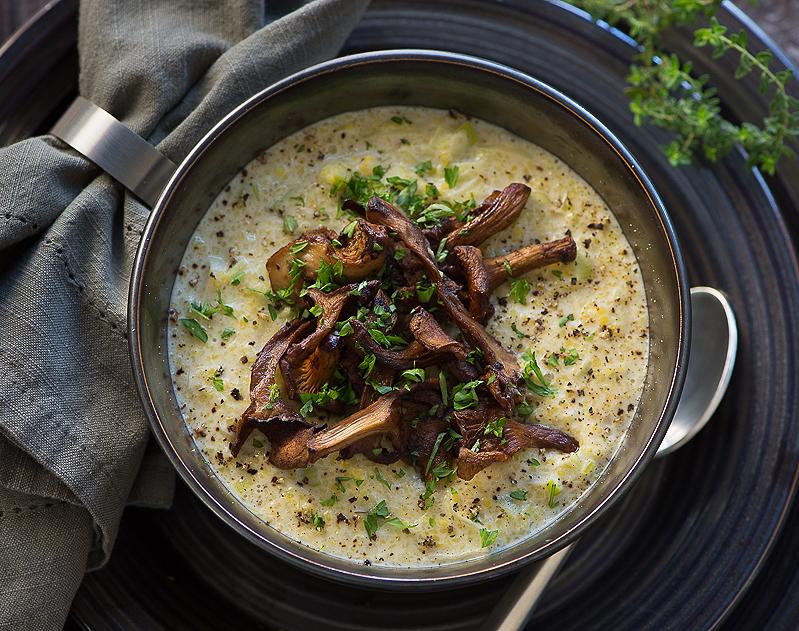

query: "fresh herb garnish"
xmin=451 ymin=380 xmax=482 ymax=411
xmin=320 ymin=495 xmax=337 ymax=507
xmin=358 ymin=353 xmax=376 ymax=378
xmin=479 ymin=528 xmax=499 ymax=548
xmin=510 ymin=489 xmax=528 ymax=501
xmin=509 ymin=278 xmax=531 ymax=304
xmin=559 ymin=313 xmax=575 ymax=327
xmin=511 ymin=322 xmax=529 ymax=339
xmin=282 ymin=215 xmax=298 ymax=235
xmin=312 ymin=514 xmax=325 ymax=530
xmin=364 ymin=500 xmax=391 ymax=538
xmin=415 ymin=160 xmax=434 ymax=176
xmin=567 ymin=1 xmax=798 ymax=174
xmin=179 ymin=318 xmax=207 ymax=343
xmin=484 ymin=416 xmax=507 ymax=438
xmin=546 ymin=479 xmax=560 ymax=508
xmin=373 ymin=468 xmax=392 ymax=490
xmin=221 ymin=327 xmax=235 ymax=341
xmin=444 ymin=164 xmax=460 ymax=188
xmin=521 ymin=350 xmax=556 ymax=397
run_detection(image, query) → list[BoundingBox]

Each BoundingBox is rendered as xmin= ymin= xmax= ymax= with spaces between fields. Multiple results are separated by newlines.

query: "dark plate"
xmin=3 ymin=1 xmax=799 ymax=629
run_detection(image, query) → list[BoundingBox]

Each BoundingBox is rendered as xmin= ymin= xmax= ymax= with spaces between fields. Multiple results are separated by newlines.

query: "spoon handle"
xmin=479 ymin=544 xmax=574 ymax=631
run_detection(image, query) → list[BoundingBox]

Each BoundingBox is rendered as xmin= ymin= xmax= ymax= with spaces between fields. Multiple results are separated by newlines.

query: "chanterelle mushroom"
xmin=266 ymin=220 xmax=389 ymax=295
xmin=234 ymin=179 xmax=581 ymax=483
xmin=231 ymin=318 xmax=312 ymax=458
xmin=444 ymin=183 xmax=530 ymax=248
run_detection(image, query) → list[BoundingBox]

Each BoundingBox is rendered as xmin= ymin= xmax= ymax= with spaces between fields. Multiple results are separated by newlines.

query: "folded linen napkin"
xmin=0 ymin=1 xmax=368 ymax=628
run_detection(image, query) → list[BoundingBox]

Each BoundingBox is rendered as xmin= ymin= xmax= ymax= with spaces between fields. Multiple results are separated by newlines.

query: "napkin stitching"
xmin=4 ymin=349 xmax=127 ymax=504
xmin=43 ymin=238 xmax=127 ymax=337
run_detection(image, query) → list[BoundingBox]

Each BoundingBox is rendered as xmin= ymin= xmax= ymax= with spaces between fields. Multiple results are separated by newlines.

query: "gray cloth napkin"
xmin=0 ymin=1 xmax=368 ymax=628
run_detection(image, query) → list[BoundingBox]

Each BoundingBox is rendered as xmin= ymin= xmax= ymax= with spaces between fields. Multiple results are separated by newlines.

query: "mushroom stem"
xmin=307 ymin=393 xmax=401 ymax=460
xmin=484 ymin=236 xmax=577 ymax=291
xmin=444 ymin=183 xmax=530 ymax=248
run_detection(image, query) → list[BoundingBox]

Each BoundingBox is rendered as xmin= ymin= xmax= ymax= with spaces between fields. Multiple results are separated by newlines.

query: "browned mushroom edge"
xmin=234 ymin=182 xmax=580 ymax=488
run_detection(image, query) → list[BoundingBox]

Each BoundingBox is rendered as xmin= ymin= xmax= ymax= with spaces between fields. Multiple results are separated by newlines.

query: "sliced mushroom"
xmin=337 ymin=219 xmax=390 ymax=279
xmin=349 ymin=320 xmax=444 ymax=370
xmin=366 ymin=195 xmax=521 ymax=413
xmin=266 ymin=221 xmax=388 ymax=295
xmin=484 ymin=236 xmax=577 ymax=291
xmin=231 ymin=318 xmax=312 ymax=457
xmin=267 ymin=228 xmax=337 ymax=294
xmin=454 ymin=410 xmax=579 ymax=480
xmin=452 ymin=245 xmax=492 ymax=322
xmin=409 ymin=308 xmax=468 ymax=360
xmin=280 ymin=285 xmax=355 ymax=399
xmin=307 ymin=392 xmax=403 ymax=461
xmin=444 ymin=183 xmax=530 ymax=248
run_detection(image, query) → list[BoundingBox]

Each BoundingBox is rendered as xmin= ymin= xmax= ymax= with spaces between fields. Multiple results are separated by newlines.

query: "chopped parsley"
xmin=415 ymin=160 xmax=434 ymax=176
xmin=221 ymin=327 xmax=235 ymax=341
xmin=312 ymin=514 xmax=325 ymax=530
xmin=373 ymin=468 xmax=391 ymax=490
xmin=484 ymin=416 xmax=507 ymax=438
xmin=364 ymin=500 xmax=391 ymax=538
xmin=230 ymin=269 xmax=245 ymax=286
xmin=522 ymin=350 xmax=556 ymax=397
xmin=510 ymin=489 xmax=528 ymax=501
xmin=335 ymin=476 xmax=350 ymax=493
xmin=559 ymin=313 xmax=575 ymax=327
xmin=282 ymin=214 xmax=298 ymax=234
xmin=509 ymin=278 xmax=532 ymax=304
xmin=439 ymin=371 xmax=448 ymax=406
xmin=444 ymin=164 xmax=460 ymax=188
xmin=451 ymin=380 xmax=482 ymax=410
xmin=320 ymin=495 xmax=337 ymax=507
xmin=390 ymin=115 xmax=412 ymax=125
xmin=562 ymin=348 xmax=580 ymax=365
xmin=511 ymin=322 xmax=529 ymax=339
xmin=358 ymin=353 xmax=376 ymax=378
xmin=211 ymin=369 xmax=224 ymax=392
xmin=546 ymin=480 xmax=560 ymax=508
xmin=289 ymin=240 xmax=308 ymax=254
xmin=400 ymin=368 xmax=426 ymax=383
xmin=425 ymin=432 xmax=447 ymax=477
xmin=479 ymin=528 xmax=499 ymax=548
xmin=179 ymin=318 xmax=207 ymax=343
xmin=416 ymin=282 xmax=436 ymax=303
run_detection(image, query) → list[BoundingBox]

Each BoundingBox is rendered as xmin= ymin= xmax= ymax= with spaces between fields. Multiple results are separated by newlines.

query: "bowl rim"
xmin=129 ymin=49 xmax=690 ymax=587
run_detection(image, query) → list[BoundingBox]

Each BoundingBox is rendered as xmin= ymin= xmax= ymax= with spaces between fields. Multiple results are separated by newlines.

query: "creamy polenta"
xmin=168 ymin=107 xmax=648 ymax=566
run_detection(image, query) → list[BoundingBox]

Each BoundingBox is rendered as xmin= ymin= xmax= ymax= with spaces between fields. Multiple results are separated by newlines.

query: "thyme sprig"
xmin=569 ymin=0 xmax=799 ymax=174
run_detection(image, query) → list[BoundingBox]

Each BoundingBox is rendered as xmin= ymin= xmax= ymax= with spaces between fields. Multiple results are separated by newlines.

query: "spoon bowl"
xmin=657 ymin=287 xmax=738 ymax=456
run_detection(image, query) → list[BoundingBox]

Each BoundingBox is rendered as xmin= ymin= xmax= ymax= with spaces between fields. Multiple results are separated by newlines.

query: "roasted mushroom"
xmin=307 ymin=391 xmax=404 ymax=461
xmin=266 ymin=220 xmax=389 ymax=294
xmin=452 ymin=245 xmax=492 ymax=322
xmin=231 ymin=318 xmax=312 ymax=458
xmin=234 ymin=179 xmax=581 ymax=484
xmin=453 ymin=408 xmax=579 ymax=480
xmin=485 ymin=236 xmax=577 ymax=291
xmin=444 ymin=183 xmax=530 ymax=248
xmin=280 ymin=285 xmax=356 ymax=399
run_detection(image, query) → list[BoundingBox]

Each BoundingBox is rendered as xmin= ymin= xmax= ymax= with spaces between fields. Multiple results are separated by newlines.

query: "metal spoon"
xmin=481 ymin=286 xmax=738 ymax=631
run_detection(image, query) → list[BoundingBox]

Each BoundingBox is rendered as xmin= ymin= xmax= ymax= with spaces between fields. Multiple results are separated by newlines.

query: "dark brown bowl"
xmin=129 ymin=50 xmax=689 ymax=588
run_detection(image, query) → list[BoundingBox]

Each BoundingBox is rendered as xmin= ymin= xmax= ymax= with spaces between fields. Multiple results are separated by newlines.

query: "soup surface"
xmin=168 ymin=106 xmax=649 ymax=566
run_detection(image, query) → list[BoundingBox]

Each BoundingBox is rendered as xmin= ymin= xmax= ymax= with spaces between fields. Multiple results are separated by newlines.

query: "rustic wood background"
xmin=2 ymin=0 xmax=797 ymax=64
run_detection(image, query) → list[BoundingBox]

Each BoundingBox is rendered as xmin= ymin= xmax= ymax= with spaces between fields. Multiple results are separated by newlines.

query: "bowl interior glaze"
xmin=130 ymin=51 xmax=689 ymax=588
